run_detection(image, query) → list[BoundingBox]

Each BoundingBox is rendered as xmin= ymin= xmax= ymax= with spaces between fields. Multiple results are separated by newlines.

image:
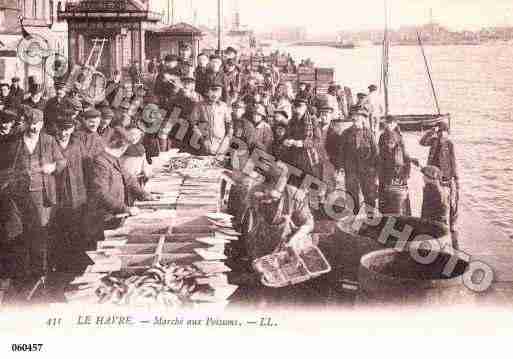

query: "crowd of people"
xmin=0 ymin=42 xmax=460 ymax=287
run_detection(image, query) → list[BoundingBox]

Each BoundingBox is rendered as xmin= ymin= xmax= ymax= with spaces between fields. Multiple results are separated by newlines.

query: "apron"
xmin=245 ymin=189 xmax=311 ymax=260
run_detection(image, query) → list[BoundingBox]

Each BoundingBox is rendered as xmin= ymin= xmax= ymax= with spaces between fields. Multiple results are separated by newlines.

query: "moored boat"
xmin=384 ymin=113 xmax=451 ymax=131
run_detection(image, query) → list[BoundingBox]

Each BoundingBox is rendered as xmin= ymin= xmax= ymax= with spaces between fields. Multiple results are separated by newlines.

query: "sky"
xmin=153 ymin=0 xmax=513 ymax=33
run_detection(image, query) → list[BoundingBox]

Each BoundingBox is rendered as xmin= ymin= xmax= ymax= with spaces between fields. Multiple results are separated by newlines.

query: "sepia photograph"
xmin=0 ymin=0 xmax=512 ymax=355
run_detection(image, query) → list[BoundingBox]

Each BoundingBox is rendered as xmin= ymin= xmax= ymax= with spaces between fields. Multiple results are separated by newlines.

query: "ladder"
xmin=85 ymin=38 xmax=108 ymax=70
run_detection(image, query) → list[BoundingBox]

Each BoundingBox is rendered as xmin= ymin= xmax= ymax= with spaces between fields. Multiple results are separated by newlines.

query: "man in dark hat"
xmin=22 ymin=83 xmax=47 ymax=112
xmin=0 ymin=82 xmax=13 ymax=110
xmin=284 ymin=97 xmax=322 ymax=186
xmin=249 ymin=103 xmax=273 ymax=153
xmin=225 ymin=46 xmax=238 ymax=62
xmin=206 ymin=55 xmax=226 ymax=101
xmin=231 ymin=100 xmax=256 ymax=155
xmin=420 ymin=121 xmax=459 ymax=243
xmin=0 ymin=109 xmax=18 ymax=142
xmin=52 ymin=113 xmax=89 ymax=272
xmin=189 ymin=81 xmax=232 ymax=156
xmin=224 ymin=58 xmax=241 ymax=105
xmin=296 ymin=81 xmax=310 ymax=102
xmin=85 ymin=126 xmax=152 ymax=244
xmin=0 ymin=108 xmax=66 ymax=279
xmin=9 ymin=77 xmax=24 ymax=106
xmin=44 ymin=81 xmax=68 ymax=135
xmin=178 ymin=43 xmax=193 ymax=73
xmin=335 ymin=105 xmax=379 ymax=217
xmin=154 ymin=54 xmax=180 ymax=101
xmin=195 ymin=52 xmax=210 ymax=97
xmin=113 ymin=100 xmax=134 ymax=128
xmin=315 ymin=98 xmax=337 ymax=194
xmin=377 ymin=116 xmax=414 ymax=216
xmin=271 ymin=110 xmax=291 ymax=163
xmin=74 ymin=108 xmax=105 ymax=167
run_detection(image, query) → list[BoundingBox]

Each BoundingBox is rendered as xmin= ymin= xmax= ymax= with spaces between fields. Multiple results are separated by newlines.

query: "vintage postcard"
xmin=0 ymin=0 xmax=512 ymax=356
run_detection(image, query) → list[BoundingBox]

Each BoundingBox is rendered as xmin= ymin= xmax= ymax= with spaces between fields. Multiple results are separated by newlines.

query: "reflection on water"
xmin=283 ymin=44 xmax=513 ymax=238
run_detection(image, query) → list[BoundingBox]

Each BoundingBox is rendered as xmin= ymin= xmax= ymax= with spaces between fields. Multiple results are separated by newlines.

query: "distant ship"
xmin=290 ymin=40 xmax=357 ymax=49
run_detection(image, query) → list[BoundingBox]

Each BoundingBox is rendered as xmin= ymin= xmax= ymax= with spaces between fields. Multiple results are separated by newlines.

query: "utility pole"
xmin=171 ymin=0 xmax=175 ymax=25
xmin=166 ymin=0 xmax=170 ymax=24
xmin=217 ymin=0 xmax=222 ymax=52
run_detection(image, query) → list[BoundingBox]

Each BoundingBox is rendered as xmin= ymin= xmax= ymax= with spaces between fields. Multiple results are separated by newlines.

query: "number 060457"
xmin=11 ymin=344 xmax=43 ymax=352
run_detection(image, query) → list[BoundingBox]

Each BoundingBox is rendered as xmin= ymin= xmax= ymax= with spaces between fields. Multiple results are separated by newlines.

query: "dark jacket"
xmin=73 ymin=130 xmax=106 ymax=192
xmin=2 ymin=132 xmax=66 ymax=206
xmin=224 ymin=69 xmax=241 ymax=99
xmin=378 ymin=128 xmax=411 ymax=187
xmin=55 ymin=136 xmax=88 ymax=210
xmin=9 ymin=86 xmax=24 ymax=103
xmin=85 ymin=152 xmax=148 ymax=242
xmin=205 ymin=70 xmax=227 ymax=100
xmin=336 ymin=125 xmax=379 ymax=174
xmin=44 ymin=96 xmax=67 ymax=134
xmin=154 ymin=66 xmax=180 ymax=99
xmin=420 ymin=132 xmax=458 ymax=182
xmin=195 ymin=66 xmax=209 ymax=96
xmin=22 ymin=97 xmax=47 ymax=112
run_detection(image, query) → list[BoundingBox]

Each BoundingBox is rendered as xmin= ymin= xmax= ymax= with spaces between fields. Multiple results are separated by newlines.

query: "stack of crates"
xmin=315 ymin=68 xmax=335 ymax=95
xmin=297 ymin=66 xmax=316 ymax=90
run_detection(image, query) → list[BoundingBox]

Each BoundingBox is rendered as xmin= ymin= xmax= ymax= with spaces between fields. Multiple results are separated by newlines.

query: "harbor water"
xmin=281 ymin=44 xmax=513 ymax=240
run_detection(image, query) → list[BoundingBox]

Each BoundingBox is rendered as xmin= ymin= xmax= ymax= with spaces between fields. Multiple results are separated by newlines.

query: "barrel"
xmin=357 ymin=248 xmax=471 ymax=307
xmin=319 ymin=216 xmax=451 ymax=282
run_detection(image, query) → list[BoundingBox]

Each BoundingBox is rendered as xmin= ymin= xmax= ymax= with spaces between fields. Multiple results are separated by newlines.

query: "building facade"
xmin=58 ymin=0 xmax=161 ymax=77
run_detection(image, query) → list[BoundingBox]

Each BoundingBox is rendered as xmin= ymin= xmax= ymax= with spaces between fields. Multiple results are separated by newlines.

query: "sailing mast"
xmin=382 ymin=0 xmax=390 ymax=118
xmin=416 ymin=31 xmax=441 ymax=115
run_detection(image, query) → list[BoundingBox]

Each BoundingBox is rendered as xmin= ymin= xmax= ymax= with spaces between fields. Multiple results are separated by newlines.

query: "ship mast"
xmin=217 ymin=0 xmax=223 ymax=53
xmin=382 ymin=0 xmax=390 ymax=117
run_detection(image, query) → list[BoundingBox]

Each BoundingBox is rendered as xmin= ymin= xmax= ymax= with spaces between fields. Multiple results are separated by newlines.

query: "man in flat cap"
xmin=52 ymin=113 xmax=89 ymax=272
xmin=195 ymin=52 xmax=210 ymax=97
xmin=114 ymin=100 xmax=134 ymax=128
xmin=420 ymin=121 xmax=459 ymax=246
xmin=22 ymin=83 xmax=47 ymax=112
xmin=0 ymin=109 xmax=18 ymax=142
xmin=85 ymin=126 xmax=153 ymax=244
xmin=177 ymin=43 xmax=193 ymax=75
xmin=44 ymin=81 xmax=68 ymax=136
xmin=0 ymin=82 xmax=14 ymax=110
xmin=189 ymin=81 xmax=233 ymax=156
xmin=0 ymin=108 xmax=66 ymax=279
xmin=225 ymin=46 xmax=238 ymax=62
xmin=74 ymin=108 xmax=105 ymax=181
xmin=206 ymin=55 xmax=227 ymax=101
xmin=9 ymin=77 xmax=24 ymax=105
xmin=224 ymin=59 xmax=241 ymax=106
xmin=335 ymin=105 xmax=379 ymax=217
xmin=284 ymin=97 xmax=322 ymax=188
xmin=154 ymin=54 xmax=180 ymax=102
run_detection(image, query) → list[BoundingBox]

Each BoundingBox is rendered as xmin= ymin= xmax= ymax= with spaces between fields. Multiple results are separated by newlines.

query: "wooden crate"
xmin=316 ymin=68 xmax=335 ymax=83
